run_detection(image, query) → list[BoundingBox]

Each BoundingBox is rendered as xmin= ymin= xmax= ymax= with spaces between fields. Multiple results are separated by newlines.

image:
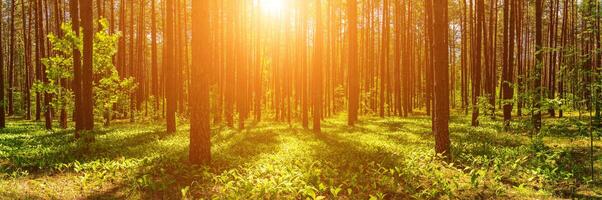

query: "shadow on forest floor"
xmin=0 ymin=115 xmax=600 ymax=199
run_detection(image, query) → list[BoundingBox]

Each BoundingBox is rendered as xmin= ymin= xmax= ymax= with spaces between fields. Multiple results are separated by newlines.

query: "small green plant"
xmin=35 ymin=19 xmax=136 ymax=127
xmin=33 ymin=22 xmax=80 ymax=124
xmin=92 ymin=19 xmax=136 ymax=125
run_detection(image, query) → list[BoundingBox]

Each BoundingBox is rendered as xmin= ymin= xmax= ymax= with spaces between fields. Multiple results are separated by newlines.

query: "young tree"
xmin=189 ymin=0 xmax=211 ymax=165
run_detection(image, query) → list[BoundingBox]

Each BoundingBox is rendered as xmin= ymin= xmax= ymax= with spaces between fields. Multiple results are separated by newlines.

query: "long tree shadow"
xmin=0 ymin=123 xmax=171 ymax=175
xmin=306 ymin=131 xmax=411 ymax=199
xmin=107 ymin=124 xmax=283 ymax=199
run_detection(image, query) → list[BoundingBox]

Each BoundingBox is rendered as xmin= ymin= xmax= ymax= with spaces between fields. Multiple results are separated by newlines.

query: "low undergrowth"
xmin=0 ymin=114 xmax=599 ymax=199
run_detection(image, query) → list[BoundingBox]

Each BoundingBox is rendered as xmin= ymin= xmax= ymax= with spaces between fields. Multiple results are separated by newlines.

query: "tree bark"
xmin=80 ymin=0 xmax=94 ymax=131
xmin=189 ymin=0 xmax=211 ymax=165
xmin=165 ymin=0 xmax=177 ymax=133
xmin=313 ymin=0 xmax=323 ymax=133
xmin=533 ymin=0 xmax=543 ymax=131
xmin=348 ymin=0 xmax=359 ymax=126
xmin=0 ymin=0 xmax=5 ymax=128
xmin=69 ymin=0 xmax=84 ymax=134
xmin=432 ymin=0 xmax=451 ymax=160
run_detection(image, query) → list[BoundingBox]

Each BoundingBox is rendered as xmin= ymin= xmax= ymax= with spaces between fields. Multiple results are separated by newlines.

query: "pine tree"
xmin=189 ymin=0 xmax=211 ymax=165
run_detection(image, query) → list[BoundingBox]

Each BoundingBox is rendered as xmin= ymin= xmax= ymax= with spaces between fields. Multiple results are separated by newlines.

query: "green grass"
xmin=0 ymin=113 xmax=600 ymax=199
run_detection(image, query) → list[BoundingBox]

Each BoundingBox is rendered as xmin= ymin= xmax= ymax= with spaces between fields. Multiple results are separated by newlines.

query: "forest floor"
xmin=0 ymin=112 xmax=600 ymax=199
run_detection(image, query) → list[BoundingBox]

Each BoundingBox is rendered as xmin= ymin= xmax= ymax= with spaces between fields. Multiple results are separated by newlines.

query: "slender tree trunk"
xmin=0 ymin=0 xmax=5 ymax=128
xmin=533 ymin=0 xmax=543 ymax=131
xmin=135 ymin=0 xmax=146 ymax=117
xmin=128 ymin=0 xmax=135 ymax=122
xmin=37 ymin=0 xmax=52 ymax=129
xmin=8 ymin=0 xmax=16 ymax=116
xmin=34 ymin=0 xmax=42 ymax=121
xmin=379 ymin=0 xmax=389 ymax=118
xmin=393 ymin=0 xmax=402 ymax=117
xmin=165 ymin=0 xmax=177 ymax=133
xmin=300 ymin=1 xmax=308 ymax=128
xmin=313 ymin=0 xmax=323 ymax=133
xmin=425 ymin=0 xmax=434 ymax=116
xmin=255 ymin=2 xmax=263 ymax=122
xmin=151 ymin=0 xmax=159 ymax=111
xmin=224 ymin=0 xmax=235 ymax=127
xmin=237 ymin=1 xmax=248 ymax=129
xmin=348 ymin=0 xmax=359 ymax=126
xmin=22 ymin=0 xmax=32 ymax=120
xmin=472 ymin=0 xmax=484 ymax=127
xmin=502 ymin=0 xmax=515 ymax=129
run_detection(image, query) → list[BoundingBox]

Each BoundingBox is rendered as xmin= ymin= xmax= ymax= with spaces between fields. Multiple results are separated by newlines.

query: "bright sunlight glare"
xmin=260 ymin=0 xmax=286 ymax=16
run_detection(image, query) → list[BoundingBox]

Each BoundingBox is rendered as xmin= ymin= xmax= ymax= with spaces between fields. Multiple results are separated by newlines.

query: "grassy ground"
xmin=0 ymin=113 xmax=600 ymax=199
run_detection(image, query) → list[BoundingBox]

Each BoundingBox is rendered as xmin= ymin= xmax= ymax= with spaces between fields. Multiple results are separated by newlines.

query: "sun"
xmin=259 ymin=0 xmax=286 ymax=16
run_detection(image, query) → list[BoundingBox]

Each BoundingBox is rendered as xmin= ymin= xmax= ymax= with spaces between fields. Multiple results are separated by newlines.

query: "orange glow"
xmin=259 ymin=0 xmax=286 ymax=17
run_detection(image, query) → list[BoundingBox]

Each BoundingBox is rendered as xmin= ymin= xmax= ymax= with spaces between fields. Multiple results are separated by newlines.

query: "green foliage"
xmin=33 ymin=22 xmax=80 ymax=113
xmin=0 ymin=115 xmax=599 ymax=199
xmin=92 ymin=19 xmax=136 ymax=117
xmin=34 ymin=19 xmax=136 ymax=123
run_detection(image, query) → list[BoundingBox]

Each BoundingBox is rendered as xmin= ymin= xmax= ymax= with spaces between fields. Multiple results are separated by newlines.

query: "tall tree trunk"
xmin=237 ymin=1 xmax=248 ymax=129
xmin=393 ymin=0 xmax=402 ymax=117
xmin=548 ymin=0 xmax=561 ymax=117
xmin=348 ymin=0 xmax=359 ymax=126
xmin=135 ymin=0 xmax=146 ymax=118
xmin=80 ymin=0 xmax=94 ymax=131
xmin=502 ymin=0 xmax=515 ymax=129
xmin=34 ymin=0 xmax=42 ymax=121
xmin=128 ymin=0 xmax=135 ymax=122
xmin=0 ymin=0 xmax=5 ymax=128
xmin=432 ymin=0 xmax=451 ymax=160
xmin=313 ymin=0 xmax=323 ymax=133
xmin=533 ymin=0 xmax=543 ymax=131
xmin=23 ymin=0 xmax=33 ymax=120
xmin=151 ymin=0 xmax=159 ymax=111
xmin=165 ymin=0 xmax=177 ymax=133
xmin=69 ymin=0 xmax=84 ymax=138
xmin=425 ymin=0 xmax=434 ymax=116
xmin=471 ymin=0 xmax=484 ymax=127
xmin=300 ymin=1 xmax=308 ymax=128
xmin=255 ymin=2 xmax=263 ymax=122
xmin=189 ymin=0 xmax=211 ymax=165
xmin=224 ymin=0 xmax=235 ymax=127
xmin=8 ymin=0 xmax=15 ymax=116
xmin=36 ymin=0 xmax=52 ymax=129
xmin=379 ymin=0 xmax=390 ymax=118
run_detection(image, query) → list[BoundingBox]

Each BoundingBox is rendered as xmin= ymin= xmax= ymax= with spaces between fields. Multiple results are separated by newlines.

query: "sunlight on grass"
xmin=0 ymin=115 xmax=600 ymax=199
